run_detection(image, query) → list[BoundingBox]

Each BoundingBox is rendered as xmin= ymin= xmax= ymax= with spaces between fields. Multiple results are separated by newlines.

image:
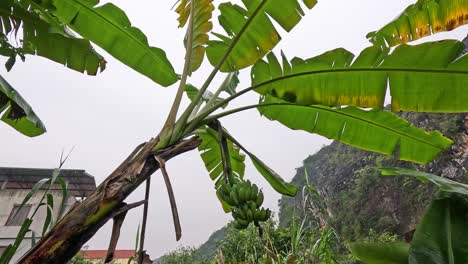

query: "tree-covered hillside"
xmin=279 ymin=113 xmax=468 ymax=241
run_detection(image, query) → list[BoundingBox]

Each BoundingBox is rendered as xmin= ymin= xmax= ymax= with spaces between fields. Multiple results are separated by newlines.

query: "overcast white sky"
xmin=1 ymin=0 xmax=467 ymax=259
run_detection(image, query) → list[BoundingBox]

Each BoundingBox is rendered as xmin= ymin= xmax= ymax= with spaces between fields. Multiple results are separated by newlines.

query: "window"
xmin=0 ymin=246 xmax=6 ymax=256
xmin=5 ymin=205 xmax=31 ymax=226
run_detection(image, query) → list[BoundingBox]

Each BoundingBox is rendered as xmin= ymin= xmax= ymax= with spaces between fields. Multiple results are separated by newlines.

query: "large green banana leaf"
xmin=0 ymin=74 xmax=45 ymax=137
xmin=196 ymin=127 xmax=246 ymax=183
xmin=380 ymin=168 xmax=468 ymax=195
xmin=368 ymin=0 xmax=468 ymax=47
xmin=409 ymin=194 xmax=468 ymax=264
xmin=51 ymin=0 xmax=178 ymax=86
xmin=206 ymin=0 xmax=316 ymax=72
xmin=252 ymin=40 xmax=468 ymax=112
xmin=0 ymin=0 xmax=106 ymax=75
xmin=176 ymin=0 xmax=214 ymax=74
xmin=258 ymin=96 xmax=452 ymax=164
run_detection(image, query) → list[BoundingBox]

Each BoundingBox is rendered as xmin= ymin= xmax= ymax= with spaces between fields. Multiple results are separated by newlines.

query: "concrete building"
xmin=0 ymin=167 xmax=96 ymax=263
xmin=80 ymin=250 xmax=137 ymax=264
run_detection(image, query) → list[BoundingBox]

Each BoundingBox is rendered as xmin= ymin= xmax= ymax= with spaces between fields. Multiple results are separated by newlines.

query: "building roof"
xmin=80 ymin=250 xmax=135 ymax=259
xmin=0 ymin=167 xmax=96 ymax=197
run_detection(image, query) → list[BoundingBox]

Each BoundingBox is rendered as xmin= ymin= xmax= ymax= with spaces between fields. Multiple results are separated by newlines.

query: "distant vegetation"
xmin=157 ymin=113 xmax=468 ymax=263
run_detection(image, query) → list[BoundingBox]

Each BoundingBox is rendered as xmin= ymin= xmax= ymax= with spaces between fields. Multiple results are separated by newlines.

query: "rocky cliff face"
xmin=278 ymin=113 xmax=468 ymax=241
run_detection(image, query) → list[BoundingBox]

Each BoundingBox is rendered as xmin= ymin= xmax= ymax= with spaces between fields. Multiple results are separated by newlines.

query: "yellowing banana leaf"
xmin=368 ymin=0 xmax=468 ymax=47
xmin=206 ymin=0 xmax=317 ymax=72
xmin=252 ymin=40 xmax=468 ymax=112
xmin=258 ymin=96 xmax=452 ymax=164
xmin=409 ymin=194 xmax=468 ymax=264
xmin=0 ymin=0 xmax=106 ymax=75
xmin=51 ymin=0 xmax=178 ymax=86
xmin=176 ymin=0 xmax=214 ymax=74
xmin=196 ymin=127 xmax=246 ymax=182
xmin=0 ymin=74 xmax=46 ymax=137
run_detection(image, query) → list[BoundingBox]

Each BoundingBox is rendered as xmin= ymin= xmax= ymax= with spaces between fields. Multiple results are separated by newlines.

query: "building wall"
xmin=0 ymin=189 xmax=76 ymax=263
xmin=86 ymin=258 xmax=131 ymax=264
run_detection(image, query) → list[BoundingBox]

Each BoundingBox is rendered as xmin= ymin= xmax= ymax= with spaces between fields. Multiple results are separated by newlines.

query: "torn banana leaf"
xmin=51 ymin=0 xmax=177 ymax=86
xmin=206 ymin=0 xmax=317 ymax=72
xmin=0 ymin=0 xmax=106 ymax=74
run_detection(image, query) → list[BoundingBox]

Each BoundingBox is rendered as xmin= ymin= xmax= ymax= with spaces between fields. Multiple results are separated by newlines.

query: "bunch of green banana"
xmin=217 ymin=179 xmax=271 ymax=230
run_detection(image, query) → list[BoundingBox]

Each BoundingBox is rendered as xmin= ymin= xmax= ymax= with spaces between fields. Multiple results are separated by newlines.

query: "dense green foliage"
xmin=158 ymin=219 xmax=339 ymax=264
xmin=157 ymin=217 xmax=405 ymax=263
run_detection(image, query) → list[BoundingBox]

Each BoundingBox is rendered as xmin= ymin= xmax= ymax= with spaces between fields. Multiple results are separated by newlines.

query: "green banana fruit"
xmin=250 ymin=184 xmax=258 ymax=200
xmin=234 ymin=208 xmax=246 ymax=220
xmin=230 ymin=190 xmax=239 ymax=206
xmin=234 ymin=220 xmax=248 ymax=230
xmin=246 ymin=209 xmax=254 ymax=222
xmin=238 ymin=186 xmax=246 ymax=203
xmin=217 ymin=178 xmax=272 ymax=228
xmin=256 ymin=191 xmax=264 ymax=208
xmin=248 ymin=201 xmax=256 ymax=212
xmin=254 ymin=210 xmax=262 ymax=222
xmin=237 ymin=218 xmax=249 ymax=226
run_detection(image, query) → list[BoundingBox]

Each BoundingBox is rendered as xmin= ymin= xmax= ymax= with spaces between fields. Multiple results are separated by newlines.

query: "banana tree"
xmin=0 ymin=0 xmax=467 ymax=263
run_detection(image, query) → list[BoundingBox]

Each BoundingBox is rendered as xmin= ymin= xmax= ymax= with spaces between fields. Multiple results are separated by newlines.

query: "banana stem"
xmin=161 ymin=0 xmax=195 ymax=134
xmin=201 ymin=72 xmax=236 ymax=113
xmin=181 ymin=89 xmax=262 ymax=136
xmin=188 ymin=100 xmax=203 ymax=121
xmin=209 ymin=120 xmax=232 ymax=184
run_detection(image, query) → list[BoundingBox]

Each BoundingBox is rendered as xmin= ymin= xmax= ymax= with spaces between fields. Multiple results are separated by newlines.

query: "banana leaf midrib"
xmin=294 ymin=104 xmax=450 ymax=150
xmin=212 ymin=102 xmax=450 ymax=150
xmin=70 ymin=0 xmax=163 ymax=65
xmin=213 ymin=0 xmax=269 ymax=65
xmin=252 ymin=67 xmax=468 ymax=90
xmin=29 ymin=1 xmax=65 ymax=31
